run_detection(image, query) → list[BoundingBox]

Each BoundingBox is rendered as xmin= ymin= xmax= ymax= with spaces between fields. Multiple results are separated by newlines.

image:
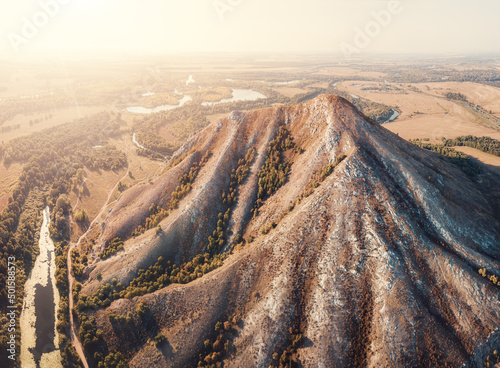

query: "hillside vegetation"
xmin=69 ymin=95 xmax=500 ymax=368
xmin=0 ymin=112 xmax=129 ymax=367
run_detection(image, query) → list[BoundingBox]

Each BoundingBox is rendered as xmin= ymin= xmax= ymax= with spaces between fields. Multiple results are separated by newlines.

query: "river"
xmin=387 ymin=109 xmax=400 ymax=122
xmin=126 ymin=94 xmax=192 ymax=114
xmin=20 ymin=207 xmax=62 ymax=368
xmin=132 ymin=132 xmax=146 ymax=150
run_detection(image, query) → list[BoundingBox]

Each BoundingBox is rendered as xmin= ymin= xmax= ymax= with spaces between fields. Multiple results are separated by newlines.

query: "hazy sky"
xmin=1 ymin=0 xmax=500 ymax=59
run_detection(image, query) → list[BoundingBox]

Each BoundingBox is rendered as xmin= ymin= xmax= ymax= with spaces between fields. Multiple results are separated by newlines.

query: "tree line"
xmin=253 ymin=126 xmax=298 ymax=214
xmin=443 ymin=135 xmax=500 ymax=157
xmin=0 ymin=112 xmax=128 ymax=367
xmin=410 ymin=141 xmax=481 ymax=180
xmin=0 ymin=92 xmax=107 ymax=127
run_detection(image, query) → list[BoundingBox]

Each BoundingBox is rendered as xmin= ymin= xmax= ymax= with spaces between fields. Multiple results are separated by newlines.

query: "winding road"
xmin=66 ymin=133 xmax=167 ymax=366
xmin=67 ymin=167 xmax=130 ymax=368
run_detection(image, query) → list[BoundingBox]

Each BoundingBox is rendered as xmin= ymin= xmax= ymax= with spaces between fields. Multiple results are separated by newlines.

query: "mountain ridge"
xmin=77 ymin=94 xmax=500 ymax=368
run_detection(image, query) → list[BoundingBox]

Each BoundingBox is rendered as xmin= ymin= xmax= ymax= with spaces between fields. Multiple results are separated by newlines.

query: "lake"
xmin=202 ymin=89 xmax=266 ymax=106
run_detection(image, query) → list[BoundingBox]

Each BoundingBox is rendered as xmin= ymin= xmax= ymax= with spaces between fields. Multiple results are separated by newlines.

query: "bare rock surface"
xmin=82 ymin=95 xmax=500 ymax=367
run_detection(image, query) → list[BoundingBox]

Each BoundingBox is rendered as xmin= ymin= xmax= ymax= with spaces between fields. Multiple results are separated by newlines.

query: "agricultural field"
xmin=2 ymin=56 xmax=500 ymax=208
xmin=1 ymin=55 xmax=500 ymax=368
xmin=332 ymin=73 xmax=500 ymax=168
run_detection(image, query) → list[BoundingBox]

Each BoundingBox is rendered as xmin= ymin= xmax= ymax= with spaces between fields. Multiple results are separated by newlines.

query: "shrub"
xmin=257 ymin=126 xmax=295 ymax=200
xmin=74 ymin=209 xmax=88 ymax=223
xmin=136 ymin=302 xmax=148 ymax=318
xmin=126 ymin=312 xmax=133 ymax=324
xmin=99 ymin=237 xmax=124 ymax=259
xmin=154 ymin=333 xmax=166 ymax=347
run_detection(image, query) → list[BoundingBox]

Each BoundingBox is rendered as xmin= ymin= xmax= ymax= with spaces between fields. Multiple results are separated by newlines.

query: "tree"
xmin=136 ymin=302 xmax=148 ymax=318
xmin=154 ymin=333 xmax=166 ymax=347
xmin=55 ymin=194 xmax=71 ymax=215
xmin=74 ymin=209 xmax=88 ymax=223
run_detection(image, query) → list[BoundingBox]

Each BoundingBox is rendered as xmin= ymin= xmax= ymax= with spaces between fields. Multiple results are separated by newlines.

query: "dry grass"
xmin=338 ymin=80 xmax=452 ymax=117
xmin=308 ymin=82 xmax=330 ymax=89
xmin=114 ymin=136 xmax=162 ymax=185
xmin=0 ymin=105 xmax=117 ymax=142
xmin=413 ymin=82 xmax=500 ymax=117
xmin=337 ymin=79 xmax=500 ymax=174
xmin=138 ymin=94 xmax=179 ymax=108
xmin=384 ymin=115 xmax=500 ymax=143
xmin=452 ymin=146 xmax=500 ymax=175
xmin=157 ymin=126 xmax=182 ymax=146
xmin=191 ymin=86 xmax=233 ymax=102
xmin=337 ymin=80 xmax=500 ymax=145
xmin=82 ymin=95 xmax=500 ymax=368
xmin=70 ymin=169 xmax=122 ymax=242
xmin=273 ymin=87 xmax=308 ymax=98
xmin=206 ymin=113 xmax=231 ymax=124
xmin=315 ymin=67 xmax=386 ymax=79
xmin=0 ymin=162 xmax=23 ymax=211
xmin=70 ymin=134 xmax=161 ymax=241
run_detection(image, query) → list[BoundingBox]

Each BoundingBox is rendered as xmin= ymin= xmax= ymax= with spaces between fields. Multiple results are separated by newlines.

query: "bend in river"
xmin=126 ymin=95 xmax=192 ymax=114
xmin=387 ymin=108 xmax=400 ymax=122
xmin=132 ymin=132 xmax=146 ymax=150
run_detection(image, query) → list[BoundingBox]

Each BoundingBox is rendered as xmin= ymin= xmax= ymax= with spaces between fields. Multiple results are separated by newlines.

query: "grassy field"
xmin=337 ymin=80 xmax=500 ymax=140
xmin=3 ymin=56 xmax=500 ymax=215
xmin=451 ymin=146 xmax=500 ymax=175
xmin=385 ymin=114 xmax=500 ymax=142
xmin=314 ymin=67 xmax=387 ymax=79
xmin=335 ymin=79 xmax=500 ymax=172
xmin=0 ymin=162 xmax=23 ymax=212
xmin=206 ymin=113 xmax=230 ymax=124
xmin=273 ymin=87 xmax=308 ymax=98
xmin=413 ymin=82 xmax=500 ymax=117
xmin=69 ymin=134 xmax=162 ymax=242
xmin=0 ymin=105 xmax=117 ymax=142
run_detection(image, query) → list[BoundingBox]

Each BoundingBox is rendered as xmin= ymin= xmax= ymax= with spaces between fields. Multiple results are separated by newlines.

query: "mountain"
xmin=77 ymin=95 xmax=500 ymax=368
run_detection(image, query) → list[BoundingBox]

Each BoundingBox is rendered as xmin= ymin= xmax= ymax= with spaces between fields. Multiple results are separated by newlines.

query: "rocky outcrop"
xmin=83 ymin=95 xmax=500 ymax=368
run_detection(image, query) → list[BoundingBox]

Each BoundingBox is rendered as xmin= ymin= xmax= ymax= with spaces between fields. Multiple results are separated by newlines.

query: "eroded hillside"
xmin=74 ymin=95 xmax=500 ymax=368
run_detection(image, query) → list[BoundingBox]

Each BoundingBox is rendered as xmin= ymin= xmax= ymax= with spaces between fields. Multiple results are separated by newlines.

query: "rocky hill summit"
xmin=77 ymin=95 xmax=500 ymax=368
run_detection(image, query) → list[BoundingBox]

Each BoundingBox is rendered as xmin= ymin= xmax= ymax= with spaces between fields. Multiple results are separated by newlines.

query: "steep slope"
xmin=79 ymin=95 xmax=500 ymax=368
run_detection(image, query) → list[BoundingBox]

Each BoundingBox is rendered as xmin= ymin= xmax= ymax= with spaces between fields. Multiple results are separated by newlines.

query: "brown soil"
xmin=78 ymin=95 xmax=500 ymax=368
